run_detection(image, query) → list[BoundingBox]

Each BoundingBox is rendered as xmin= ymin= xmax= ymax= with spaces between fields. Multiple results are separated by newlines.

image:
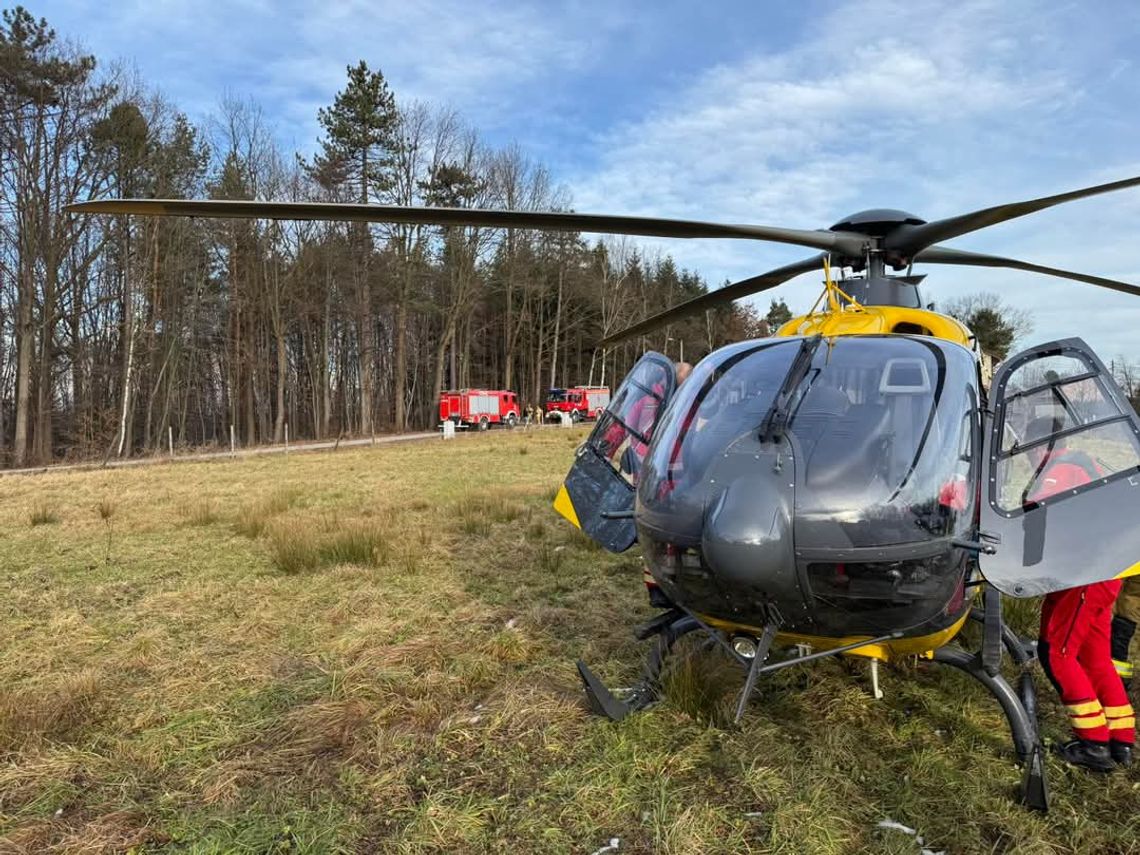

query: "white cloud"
xmin=563 ymin=0 xmax=1140 ymax=360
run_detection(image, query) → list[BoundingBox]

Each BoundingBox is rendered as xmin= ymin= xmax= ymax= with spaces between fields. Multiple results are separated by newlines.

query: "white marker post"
xmin=442 ymin=420 xmax=456 ymax=440
xmin=284 ymin=423 xmax=289 ymax=455
xmin=168 ymin=426 xmax=174 ymax=458
xmin=230 ymin=424 xmax=235 ymax=457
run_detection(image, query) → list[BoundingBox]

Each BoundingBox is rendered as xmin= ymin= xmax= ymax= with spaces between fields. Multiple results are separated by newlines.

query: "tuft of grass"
xmin=660 ymin=644 xmax=740 ymax=727
xmin=0 ymin=669 xmax=108 ymax=749
xmin=234 ymin=488 xmax=301 ymax=538
xmin=537 ymin=542 xmax=564 ymax=573
xmin=323 ymin=524 xmax=389 ymax=567
xmin=268 ymin=520 xmax=389 ymax=574
xmin=455 ymin=493 xmax=524 ymax=537
xmin=29 ymin=504 xmax=60 ymax=526
xmin=181 ymin=499 xmax=219 ymax=527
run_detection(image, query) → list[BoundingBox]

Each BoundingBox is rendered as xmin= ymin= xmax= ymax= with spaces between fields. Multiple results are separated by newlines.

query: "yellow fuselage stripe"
xmin=699 ymin=610 xmax=972 ymax=663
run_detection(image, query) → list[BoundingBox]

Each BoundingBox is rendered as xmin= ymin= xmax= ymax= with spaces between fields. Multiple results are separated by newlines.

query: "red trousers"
xmin=1040 ymin=580 xmax=1135 ymax=744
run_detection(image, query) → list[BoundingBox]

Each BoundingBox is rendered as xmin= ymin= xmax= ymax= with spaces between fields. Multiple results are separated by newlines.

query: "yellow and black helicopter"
xmin=70 ymin=174 xmax=1140 ymax=810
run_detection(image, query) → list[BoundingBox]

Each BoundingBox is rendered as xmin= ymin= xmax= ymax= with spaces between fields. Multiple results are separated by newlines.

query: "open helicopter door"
xmin=979 ymin=337 xmax=1140 ymax=596
xmin=553 ymin=352 xmax=677 ymax=552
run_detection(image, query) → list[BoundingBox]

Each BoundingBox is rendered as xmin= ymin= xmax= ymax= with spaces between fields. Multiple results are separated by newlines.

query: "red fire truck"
xmin=544 ymin=386 xmax=611 ymax=422
xmin=438 ymin=389 xmax=520 ymax=430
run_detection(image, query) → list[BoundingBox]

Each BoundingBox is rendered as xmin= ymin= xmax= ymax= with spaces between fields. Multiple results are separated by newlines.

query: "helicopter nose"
xmin=701 ymin=477 xmax=797 ymax=595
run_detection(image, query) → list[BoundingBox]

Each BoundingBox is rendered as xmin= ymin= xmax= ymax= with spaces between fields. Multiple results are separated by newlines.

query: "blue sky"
xmin=38 ymin=0 xmax=1140 ymax=362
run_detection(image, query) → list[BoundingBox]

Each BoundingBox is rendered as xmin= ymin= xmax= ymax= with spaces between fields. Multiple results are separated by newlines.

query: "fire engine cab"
xmin=544 ymin=386 xmax=610 ymax=422
xmin=438 ymin=389 xmax=520 ymax=430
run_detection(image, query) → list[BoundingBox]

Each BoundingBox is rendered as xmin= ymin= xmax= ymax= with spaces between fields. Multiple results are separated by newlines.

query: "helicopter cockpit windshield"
xmin=639 ymin=337 xmax=979 ymax=543
xmin=789 ymin=337 xmax=979 ymax=549
xmin=636 ymin=335 xmax=980 ymax=636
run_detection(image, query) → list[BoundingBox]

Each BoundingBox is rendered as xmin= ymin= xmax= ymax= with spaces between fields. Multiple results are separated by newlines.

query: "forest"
xmin=7 ymin=7 xmax=1138 ymax=470
xmin=0 ymin=7 xmax=786 ymax=468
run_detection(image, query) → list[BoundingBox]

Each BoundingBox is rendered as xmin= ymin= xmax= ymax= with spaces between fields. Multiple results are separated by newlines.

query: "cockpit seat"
xmin=801 ymin=402 xmax=892 ymax=488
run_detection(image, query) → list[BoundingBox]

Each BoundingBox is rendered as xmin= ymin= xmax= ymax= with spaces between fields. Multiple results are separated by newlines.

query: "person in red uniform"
xmin=1027 ymin=416 xmax=1135 ymax=770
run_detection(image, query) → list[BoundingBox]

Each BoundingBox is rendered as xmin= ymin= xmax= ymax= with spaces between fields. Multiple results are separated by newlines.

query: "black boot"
xmin=1110 ymin=741 xmax=1133 ymax=768
xmin=1054 ymin=739 xmax=1115 ymax=773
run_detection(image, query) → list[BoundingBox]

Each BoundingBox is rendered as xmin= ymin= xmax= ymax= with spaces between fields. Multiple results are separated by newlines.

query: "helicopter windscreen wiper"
xmin=760 ymin=335 xmax=822 ymax=444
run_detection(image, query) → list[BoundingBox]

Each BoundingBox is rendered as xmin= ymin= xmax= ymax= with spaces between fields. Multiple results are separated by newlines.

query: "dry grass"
xmin=179 ymin=498 xmax=219 ymax=527
xmin=0 ymin=426 xmax=1138 ymax=852
xmin=234 ymin=487 xmax=301 ymax=538
xmin=267 ymin=518 xmax=390 ymax=573
xmin=28 ymin=503 xmax=59 ymax=526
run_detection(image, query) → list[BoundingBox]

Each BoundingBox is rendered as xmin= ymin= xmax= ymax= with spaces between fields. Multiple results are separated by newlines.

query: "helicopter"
xmin=68 ymin=173 xmax=1140 ymax=811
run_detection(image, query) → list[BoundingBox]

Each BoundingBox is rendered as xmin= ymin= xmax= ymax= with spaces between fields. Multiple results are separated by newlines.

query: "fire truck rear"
xmin=438 ymin=390 xmax=520 ymax=430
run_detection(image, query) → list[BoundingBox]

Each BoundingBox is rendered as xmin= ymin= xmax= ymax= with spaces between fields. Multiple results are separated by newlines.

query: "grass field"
xmin=2 ymin=428 xmax=1140 ymax=853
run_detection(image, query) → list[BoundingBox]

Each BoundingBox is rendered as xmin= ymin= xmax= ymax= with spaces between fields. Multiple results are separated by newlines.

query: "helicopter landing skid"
xmin=577 ymin=588 xmax=1050 ymax=812
xmin=577 ymin=608 xmax=891 ymax=725
xmin=925 ymin=590 xmax=1049 ymax=812
xmin=576 ymin=608 xmax=703 ymax=722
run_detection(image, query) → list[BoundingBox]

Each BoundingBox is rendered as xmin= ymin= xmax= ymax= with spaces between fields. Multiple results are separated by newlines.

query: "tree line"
xmin=8 ymin=7 xmax=1128 ymax=470
xmin=0 ymin=7 xmax=765 ymax=467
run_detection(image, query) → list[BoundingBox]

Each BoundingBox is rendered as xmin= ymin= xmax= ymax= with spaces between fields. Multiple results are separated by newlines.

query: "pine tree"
xmin=311 ymin=61 xmax=400 ymax=432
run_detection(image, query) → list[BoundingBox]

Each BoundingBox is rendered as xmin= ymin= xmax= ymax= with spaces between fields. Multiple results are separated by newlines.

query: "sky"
xmin=35 ymin=0 xmax=1140 ymax=362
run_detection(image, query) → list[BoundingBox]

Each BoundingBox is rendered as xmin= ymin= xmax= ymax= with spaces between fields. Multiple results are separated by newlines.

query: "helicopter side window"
xmin=639 ymin=340 xmax=798 ymax=504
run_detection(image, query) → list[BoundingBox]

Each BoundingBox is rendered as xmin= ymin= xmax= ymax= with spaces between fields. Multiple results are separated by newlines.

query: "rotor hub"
xmin=829 ymin=209 xmax=927 ymax=237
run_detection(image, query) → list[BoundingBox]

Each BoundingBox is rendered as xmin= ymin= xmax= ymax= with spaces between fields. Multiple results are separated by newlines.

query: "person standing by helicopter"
xmin=1111 ymin=576 xmax=1140 ymax=689
xmin=1027 ymin=416 xmax=1135 ymax=770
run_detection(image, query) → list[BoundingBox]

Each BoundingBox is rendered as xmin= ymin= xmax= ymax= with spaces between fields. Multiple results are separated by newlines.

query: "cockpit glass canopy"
xmin=789 ymin=337 xmax=977 ymax=547
xmin=638 ymin=336 xmax=979 ymax=547
xmin=638 ymin=339 xmax=799 ymax=529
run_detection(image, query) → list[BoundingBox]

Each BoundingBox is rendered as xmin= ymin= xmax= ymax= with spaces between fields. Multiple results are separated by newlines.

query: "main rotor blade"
xmin=914 ymin=245 xmax=1140 ymax=298
xmin=600 ymin=254 xmax=824 ymax=347
xmin=888 ymin=174 xmax=1140 ymax=257
xmin=66 ymin=199 xmax=869 ymax=256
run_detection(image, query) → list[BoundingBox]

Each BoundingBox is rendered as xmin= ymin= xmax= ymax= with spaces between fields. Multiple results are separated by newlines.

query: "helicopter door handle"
xmin=601 ymin=510 xmax=635 ymax=520
xmin=952 ymin=537 xmax=998 ymax=555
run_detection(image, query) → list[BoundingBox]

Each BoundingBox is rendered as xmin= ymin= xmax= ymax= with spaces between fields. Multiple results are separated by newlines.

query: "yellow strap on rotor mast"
xmin=817 ymin=255 xmax=863 ymax=320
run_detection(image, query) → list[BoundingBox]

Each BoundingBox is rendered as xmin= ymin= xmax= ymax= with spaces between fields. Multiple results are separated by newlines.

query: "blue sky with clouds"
xmin=36 ymin=0 xmax=1140 ymax=361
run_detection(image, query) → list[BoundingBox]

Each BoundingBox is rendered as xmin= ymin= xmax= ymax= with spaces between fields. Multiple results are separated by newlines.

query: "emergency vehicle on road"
xmin=438 ymin=389 xmax=520 ymax=430
xmin=544 ymin=386 xmax=610 ymax=422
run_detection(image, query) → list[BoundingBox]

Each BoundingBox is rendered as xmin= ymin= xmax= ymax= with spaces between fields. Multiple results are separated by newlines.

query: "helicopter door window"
xmin=992 ymin=344 xmax=1140 ymax=514
xmin=995 ymin=418 xmax=1140 ymax=513
xmin=588 ymin=355 xmax=675 ymax=481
